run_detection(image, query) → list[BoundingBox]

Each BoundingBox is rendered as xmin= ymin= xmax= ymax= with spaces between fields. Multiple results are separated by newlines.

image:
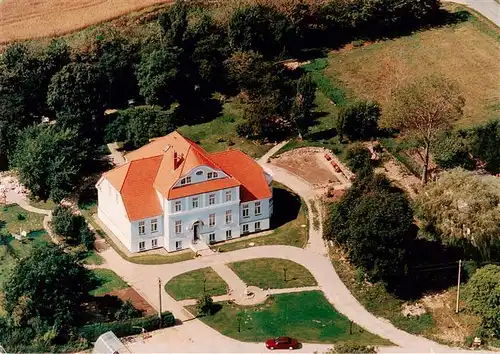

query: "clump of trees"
xmin=337 ymin=100 xmax=380 ymax=141
xmin=415 ymin=168 xmax=500 ymax=260
xmin=345 ymin=143 xmax=372 ymax=173
xmin=1 ymin=244 xmax=94 ymax=350
xmin=326 ymin=171 xmax=415 ymax=286
xmin=466 ymin=264 xmax=500 ymax=337
xmin=52 ymin=205 xmax=95 ymax=250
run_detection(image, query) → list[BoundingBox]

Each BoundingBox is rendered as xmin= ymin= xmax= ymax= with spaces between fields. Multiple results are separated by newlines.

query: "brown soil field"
xmin=108 ymin=287 xmax=157 ymax=316
xmin=0 ymin=0 xmax=172 ymax=43
xmin=324 ymin=4 xmax=500 ymax=128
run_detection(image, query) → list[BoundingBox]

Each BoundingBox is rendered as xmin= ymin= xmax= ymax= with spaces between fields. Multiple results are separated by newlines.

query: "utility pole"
xmin=455 ymin=260 xmax=462 ymax=314
xmin=283 ymin=267 xmax=288 ymax=282
xmin=158 ymin=277 xmax=162 ymax=326
xmin=349 ymin=320 xmax=353 ymax=335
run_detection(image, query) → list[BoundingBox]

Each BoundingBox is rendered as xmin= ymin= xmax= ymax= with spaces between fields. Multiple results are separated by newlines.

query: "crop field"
xmin=0 ymin=0 xmax=172 ymax=43
xmin=324 ymin=5 xmax=500 ymax=128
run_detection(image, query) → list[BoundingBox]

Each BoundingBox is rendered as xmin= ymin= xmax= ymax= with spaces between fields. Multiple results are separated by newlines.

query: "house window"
xmin=186 ymin=176 xmax=192 ymax=183
xmin=225 ymin=210 xmax=232 ymax=224
xmin=209 ymin=213 xmax=216 ymax=227
xmin=175 ymin=220 xmax=182 ymax=234
xmin=209 ymin=194 xmax=215 ymax=205
xmin=192 ymin=197 xmax=199 ymax=209
xmin=138 ymin=221 xmax=145 ymax=235
xmin=209 ymin=233 xmax=216 ymax=243
xmin=207 ymin=172 xmax=213 ymax=179
xmin=242 ymin=204 xmax=249 ymax=218
xmin=255 ymin=221 xmax=261 ymax=231
xmin=175 ymin=200 xmax=182 ymax=212
xmin=139 ymin=241 xmax=145 ymax=251
xmin=180 ymin=178 xmax=186 ymax=185
xmin=175 ymin=240 xmax=182 ymax=250
xmin=151 ymin=219 xmax=158 ymax=233
xmin=255 ymin=201 xmax=262 ymax=216
xmin=242 ymin=224 xmax=249 ymax=234
xmin=225 ymin=190 xmax=232 ymax=202
xmin=152 ymin=239 xmax=158 ymax=248
xmin=213 ymin=172 xmax=218 ymax=178
xmin=226 ymin=230 xmax=232 ymax=240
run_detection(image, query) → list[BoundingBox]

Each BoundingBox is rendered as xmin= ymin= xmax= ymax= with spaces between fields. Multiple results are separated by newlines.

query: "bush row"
xmin=79 ymin=311 xmax=175 ymax=342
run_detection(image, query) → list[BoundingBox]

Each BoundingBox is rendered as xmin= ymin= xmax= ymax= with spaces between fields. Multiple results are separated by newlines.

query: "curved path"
xmin=9 ymin=143 xmax=495 ymax=353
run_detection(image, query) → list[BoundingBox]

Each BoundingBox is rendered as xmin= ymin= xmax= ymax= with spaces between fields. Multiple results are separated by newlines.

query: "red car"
xmin=265 ymin=336 xmax=299 ymax=350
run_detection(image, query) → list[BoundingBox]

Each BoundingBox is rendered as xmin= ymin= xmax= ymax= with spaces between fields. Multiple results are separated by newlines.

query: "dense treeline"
xmin=0 ymin=0 xmax=442 ymax=200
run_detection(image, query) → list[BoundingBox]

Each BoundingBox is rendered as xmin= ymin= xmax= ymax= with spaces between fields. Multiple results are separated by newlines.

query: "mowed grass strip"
xmin=324 ymin=6 xmax=500 ymax=127
xmin=165 ymin=267 xmax=228 ymax=300
xmin=190 ymin=291 xmax=389 ymax=345
xmin=90 ymin=269 xmax=129 ymax=296
xmin=228 ymin=258 xmax=317 ymax=289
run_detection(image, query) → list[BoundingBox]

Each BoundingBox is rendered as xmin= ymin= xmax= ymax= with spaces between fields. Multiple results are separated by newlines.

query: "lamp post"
xmin=203 ymin=276 xmax=207 ymax=293
xmin=283 ymin=267 xmax=288 ymax=282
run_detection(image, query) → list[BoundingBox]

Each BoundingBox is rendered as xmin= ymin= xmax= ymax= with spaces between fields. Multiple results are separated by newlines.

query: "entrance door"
xmin=193 ymin=223 xmax=200 ymax=243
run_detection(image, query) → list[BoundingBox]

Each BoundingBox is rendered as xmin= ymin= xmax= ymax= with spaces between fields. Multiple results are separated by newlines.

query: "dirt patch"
xmin=108 ymin=287 xmax=156 ymax=316
xmin=0 ymin=0 xmax=173 ymax=43
xmin=271 ymin=148 xmax=342 ymax=187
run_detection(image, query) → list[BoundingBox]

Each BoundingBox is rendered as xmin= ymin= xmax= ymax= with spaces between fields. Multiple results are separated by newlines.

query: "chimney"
xmin=173 ymin=151 xmax=178 ymax=169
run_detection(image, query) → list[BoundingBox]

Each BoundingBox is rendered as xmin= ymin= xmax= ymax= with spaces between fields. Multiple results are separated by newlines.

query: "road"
xmin=445 ymin=0 xmax=500 ymax=26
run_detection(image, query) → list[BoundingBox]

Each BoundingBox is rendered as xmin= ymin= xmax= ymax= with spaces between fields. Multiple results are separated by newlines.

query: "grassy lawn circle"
xmin=189 ymin=291 xmax=389 ymax=345
xmin=229 ymin=258 xmax=317 ymax=289
xmin=165 ymin=267 xmax=228 ymax=301
xmin=90 ymin=269 xmax=129 ymax=296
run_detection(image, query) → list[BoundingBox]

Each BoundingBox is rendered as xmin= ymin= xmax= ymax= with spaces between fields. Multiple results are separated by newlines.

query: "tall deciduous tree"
xmin=384 ymin=75 xmax=465 ymax=184
xmin=291 ymin=73 xmax=317 ymax=138
xmin=4 ymin=244 xmax=93 ymax=334
xmin=12 ymin=125 xmax=89 ymax=202
xmin=415 ymin=168 xmax=500 ymax=260
xmin=337 ymin=100 xmax=380 ymax=141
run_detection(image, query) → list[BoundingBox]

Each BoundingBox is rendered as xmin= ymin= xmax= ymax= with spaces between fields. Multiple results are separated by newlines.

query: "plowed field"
xmin=0 ymin=0 xmax=171 ymax=43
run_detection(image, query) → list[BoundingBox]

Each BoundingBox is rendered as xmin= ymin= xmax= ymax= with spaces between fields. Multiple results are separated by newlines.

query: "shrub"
xmin=433 ymin=131 xmax=474 ymax=170
xmin=327 ymin=343 xmax=376 ymax=353
xmin=196 ymin=294 xmax=215 ymax=316
xmin=337 ymin=100 xmax=380 ymax=141
xmin=468 ymin=119 xmax=500 ymax=174
xmin=79 ymin=311 xmax=175 ymax=342
xmin=16 ymin=213 xmax=26 ymax=221
xmin=345 ymin=143 xmax=371 ymax=172
xmin=114 ymin=299 xmax=142 ymax=321
xmin=79 ymin=225 xmax=95 ymax=250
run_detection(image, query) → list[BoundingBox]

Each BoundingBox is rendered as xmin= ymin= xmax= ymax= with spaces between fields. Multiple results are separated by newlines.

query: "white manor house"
xmin=96 ymin=131 xmax=273 ymax=253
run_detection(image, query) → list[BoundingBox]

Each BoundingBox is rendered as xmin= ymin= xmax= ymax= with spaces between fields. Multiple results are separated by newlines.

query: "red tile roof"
xmin=99 ymin=131 xmax=271 ymax=220
xmin=210 ymin=150 xmax=272 ymax=202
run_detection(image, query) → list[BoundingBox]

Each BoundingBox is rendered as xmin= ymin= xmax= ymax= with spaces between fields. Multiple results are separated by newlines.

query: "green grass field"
xmin=90 ymin=269 xmax=129 ymax=296
xmin=0 ymin=204 xmax=45 ymax=234
xmin=228 ymin=258 xmax=317 ymax=289
xmin=178 ymin=99 xmax=271 ymax=158
xmin=28 ymin=198 xmax=57 ymax=211
xmin=190 ymin=291 xmax=389 ymax=345
xmin=322 ymin=5 xmax=500 ymax=128
xmin=213 ymin=184 xmax=308 ymax=252
xmin=165 ymin=267 xmax=228 ymax=300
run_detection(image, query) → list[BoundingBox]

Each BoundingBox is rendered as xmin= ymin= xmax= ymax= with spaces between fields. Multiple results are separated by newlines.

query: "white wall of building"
xmin=129 ymin=215 xmax=164 ymax=253
xmin=96 ymin=179 xmax=132 ymax=250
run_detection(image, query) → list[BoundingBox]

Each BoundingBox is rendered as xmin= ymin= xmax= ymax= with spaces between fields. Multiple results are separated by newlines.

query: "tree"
xmin=327 ymin=172 xmax=413 ymax=284
xmin=114 ymin=299 xmax=141 ymax=321
xmin=415 ymin=168 xmax=500 ymax=260
xmin=384 ymin=75 xmax=465 ymax=184
xmin=337 ymin=100 xmax=380 ymax=141
xmin=136 ymin=47 xmax=181 ymax=107
xmin=465 ymin=265 xmax=500 ymax=337
xmin=4 ymin=244 xmax=93 ymax=334
xmin=12 ymin=125 xmax=89 ymax=202
xmin=291 ymin=74 xmax=317 ymax=138
xmin=47 ymin=62 xmax=106 ymax=128
xmin=196 ymin=294 xmax=215 ymax=316
xmin=469 ymin=120 xmax=500 ymax=174
xmin=345 ymin=143 xmax=372 ymax=172
xmin=433 ymin=131 xmax=474 ymax=170
xmin=52 ymin=205 xmax=94 ymax=249
xmin=227 ymin=5 xmax=293 ymax=58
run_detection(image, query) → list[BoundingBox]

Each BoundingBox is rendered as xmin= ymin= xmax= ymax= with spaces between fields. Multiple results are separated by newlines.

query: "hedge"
xmin=79 ymin=311 xmax=175 ymax=342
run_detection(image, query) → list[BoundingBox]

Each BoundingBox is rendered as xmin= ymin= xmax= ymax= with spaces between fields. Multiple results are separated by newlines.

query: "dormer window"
xmin=207 ymin=172 xmax=219 ymax=180
xmin=196 ymin=170 xmax=203 ymax=176
xmin=180 ymin=176 xmax=192 ymax=185
xmin=186 ymin=176 xmax=191 ymax=183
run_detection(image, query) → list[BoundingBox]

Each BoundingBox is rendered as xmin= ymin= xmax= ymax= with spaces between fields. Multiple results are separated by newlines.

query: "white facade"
xmin=97 ymin=164 xmax=273 ymax=253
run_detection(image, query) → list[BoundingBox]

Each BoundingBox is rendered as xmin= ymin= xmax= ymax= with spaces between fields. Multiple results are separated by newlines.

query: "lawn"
xmin=0 ymin=204 xmax=45 ymax=234
xmin=28 ymin=198 xmax=57 ymax=211
xmin=228 ymin=258 xmax=317 ymax=289
xmin=90 ymin=269 xmax=129 ymax=296
xmin=0 ymin=230 xmax=51 ymax=287
xmin=323 ymin=4 xmax=500 ymax=128
xmin=213 ymin=183 xmax=308 ymax=252
xmin=189 ymin=291 xmax=389 ymax=345
xmin=178 ymin=99 xmax=272 ymax=158
xmin=84 ymin=250 xmax=104 ymax=265
xmin=165 ymin=267 xmax=228 ymax=300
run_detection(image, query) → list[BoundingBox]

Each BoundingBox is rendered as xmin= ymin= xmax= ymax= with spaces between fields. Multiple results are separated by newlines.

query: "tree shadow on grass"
xmin=271 ymin=188 xmax=301 ymax=229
